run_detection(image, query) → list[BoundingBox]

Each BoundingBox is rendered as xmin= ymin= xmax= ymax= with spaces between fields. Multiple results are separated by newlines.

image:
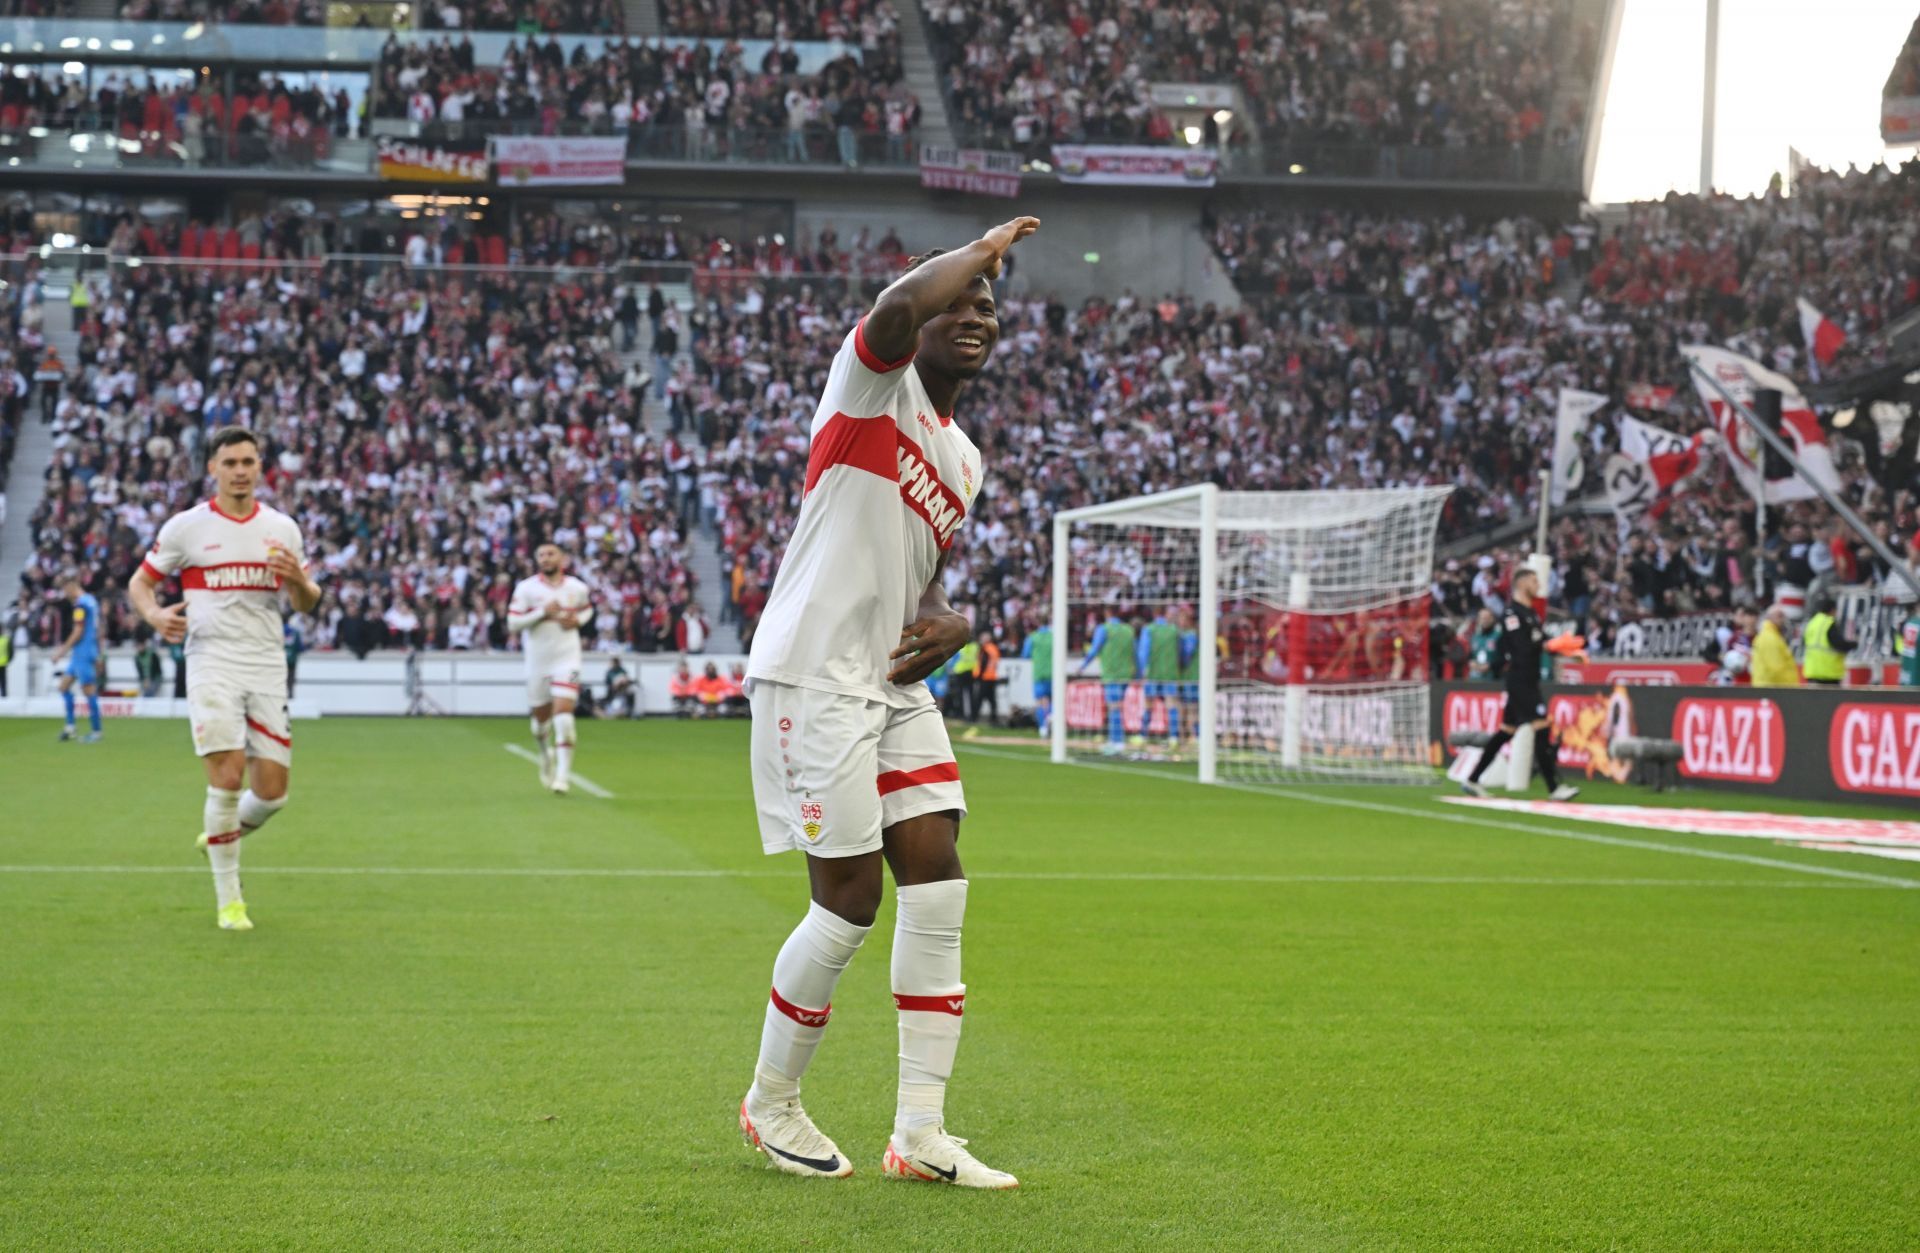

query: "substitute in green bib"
xmin=1020 ymin=622 xmax=1054 ymax=737
xmin=1075 ymin=607 xmax=1136 ymax=756
xmin=1139 ymin=612 xmax=1183 ymax=749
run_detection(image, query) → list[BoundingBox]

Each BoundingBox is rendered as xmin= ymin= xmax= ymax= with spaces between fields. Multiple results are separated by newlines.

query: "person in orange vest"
xmin=976 ymin=633 xmax=1002 ymax=725
xmin=692 ymin=661 xmax=731 ymax=716
xmin=669 ymin=659 xmax=698 ymax=718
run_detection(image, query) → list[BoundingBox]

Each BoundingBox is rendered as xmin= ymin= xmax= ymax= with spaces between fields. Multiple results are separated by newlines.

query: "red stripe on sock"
xmin=875 ymin=761 xmax=960 ymax=796
xmin=205 ymin=829 xmax=245 ymax=845
xmin=770 ymin=986 xmax=831 ymax=1028
xmin=893 ymin=992 xmax=966 ymax=1016
xmin=245 ymin=717 xmax=291 ymax=748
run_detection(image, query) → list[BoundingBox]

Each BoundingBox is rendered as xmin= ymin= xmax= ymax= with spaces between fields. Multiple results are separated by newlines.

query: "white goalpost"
xmin=1050 ymin=484 xmax=1453 ymax=787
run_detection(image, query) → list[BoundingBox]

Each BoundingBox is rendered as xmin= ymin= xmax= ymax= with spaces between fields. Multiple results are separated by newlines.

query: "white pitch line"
xmin=0 ymin=865 xmax=1897 ymax=890
xmin=503 ymin=743 xmax=615 ymax=799
xmin=956 ymin=745 xmax=1920 ymax=891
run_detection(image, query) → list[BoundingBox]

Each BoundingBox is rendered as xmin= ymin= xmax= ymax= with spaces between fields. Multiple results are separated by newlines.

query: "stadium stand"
xmin=922 ymin=0 xmax=1590 ymax=160
xmin=116 ymin=0 xmax=622 ymax=31
xmin=14 ymin=261 xmax=700 ymax=653
xmin=372 ymin=33 xmax=915 ymax=164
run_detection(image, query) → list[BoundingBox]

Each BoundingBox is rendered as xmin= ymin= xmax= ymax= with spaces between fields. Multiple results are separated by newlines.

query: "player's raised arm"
xmin=860 ymin=217 xmax=1040 ymax=365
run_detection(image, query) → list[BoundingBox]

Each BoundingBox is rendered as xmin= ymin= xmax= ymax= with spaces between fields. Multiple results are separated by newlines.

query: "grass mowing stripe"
xmin=0 ymin=863 xmax=1897 ymax=889
xmin=502 ymin=742 xmax=616 ymax=798
xmin=960 ymin=744 xmax=1920 ymax=890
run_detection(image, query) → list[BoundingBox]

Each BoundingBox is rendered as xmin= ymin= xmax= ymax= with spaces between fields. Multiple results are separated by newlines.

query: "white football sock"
xmin=238 ymin=790 xmax=287 ymax=834
xmin=531 ymin=715 xmax=551 ymax=761
xmin=552 ymin=712 xmax=576 ymax=786
xmin=749 ymin=901 xmax=870 ymax=1107
xmin=893 ymin=879 xmax=968 ymax=1138
xmin=203 ymin=786 xmax=243 ymax=908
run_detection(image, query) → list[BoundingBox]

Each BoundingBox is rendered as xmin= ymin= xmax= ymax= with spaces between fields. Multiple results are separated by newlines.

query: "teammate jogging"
xmin=129 ymin=428 xmax=321 ymax=931
xmin=506 ymin=544 xmax=593 ymax=795
xmin=53 ymin=570 xmax=104 ymax=742
xmin=1461 ymin=567 xmax=1578 ymax=801
xmin=737 ymin=215 xmax=1039 ymax=1191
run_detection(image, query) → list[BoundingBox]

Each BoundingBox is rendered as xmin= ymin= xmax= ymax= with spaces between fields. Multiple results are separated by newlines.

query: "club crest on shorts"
xmin=799 ymin=801 xmax=823 ymax=840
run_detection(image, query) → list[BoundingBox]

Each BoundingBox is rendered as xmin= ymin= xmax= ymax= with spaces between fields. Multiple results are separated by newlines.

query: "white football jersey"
xmin=508 ymin=574 xmax=593 ymax=672
xmin=141 ymin=499 xmax=305 ymax=668
xmin=748 ymin=317 xmax=986 ymax=708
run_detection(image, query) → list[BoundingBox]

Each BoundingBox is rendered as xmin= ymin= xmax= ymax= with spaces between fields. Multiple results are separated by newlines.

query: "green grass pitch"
xmin=3 ymin=716 xmax=1917 ymax=1250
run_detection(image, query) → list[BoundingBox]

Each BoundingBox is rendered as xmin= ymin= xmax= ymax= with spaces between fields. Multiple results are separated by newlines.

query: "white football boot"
xmin=882 ymin=1126 xmax=1018 ymax=1190
xmin=739 ymin=1095 xmax=853 ymax=1178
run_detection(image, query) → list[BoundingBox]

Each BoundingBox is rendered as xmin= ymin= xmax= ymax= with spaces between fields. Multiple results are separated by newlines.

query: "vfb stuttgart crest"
xmin=799 ymin=802 xmax=824 ymax=841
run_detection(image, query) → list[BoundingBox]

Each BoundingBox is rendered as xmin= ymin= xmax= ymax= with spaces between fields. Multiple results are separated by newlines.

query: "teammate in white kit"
xmin=128 ymin=428 xmax=321 ymax=932
xmin=506 ymin=543 xmax=593 ymax=795
xmin=737 ymin=216 xmax=1040 ymax=1190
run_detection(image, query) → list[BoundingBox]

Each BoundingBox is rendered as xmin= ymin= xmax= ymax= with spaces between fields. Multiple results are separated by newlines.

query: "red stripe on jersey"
xmin=181 ymin=562 xmax=281 ymax=592
xmin=804 ymin=411 xmax=897 ymax=495
xmin=245 ymin=717 xmax=292 ymax=748
xmin=854 ymin=316 xmax=915 ymax=374
xmin=769 ymin=985 xmax=832 ymax=1028
xmin=875 ymin=761 xmax=960 ymax=795
xmin=138 ymin=559 xmax=169 ymax=583
xmin=893 ymin=992 xmax=965 ymax=1016
xmin=894 ymin=428 xmax=968 ymax=550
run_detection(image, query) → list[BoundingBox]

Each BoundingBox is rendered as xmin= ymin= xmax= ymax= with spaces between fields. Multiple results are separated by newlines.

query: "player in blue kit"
xmin=54 ymin=571 xmax=104 ymax=743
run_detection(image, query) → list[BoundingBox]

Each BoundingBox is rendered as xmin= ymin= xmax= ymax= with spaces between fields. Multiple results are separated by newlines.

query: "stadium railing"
xmin=1218 ymin=141 xmax=1583 ymax=187
xmin=0 ymin=125 xmax=363 ymax=174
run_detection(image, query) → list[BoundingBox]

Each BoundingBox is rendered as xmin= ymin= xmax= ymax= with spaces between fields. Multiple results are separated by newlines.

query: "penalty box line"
xmin=0 ymin=865 xmax=1898 ymax=890
xmin=959 ymin=745 xmax=1920 ymax=891
xmin=503 ymin=743 xmax=616 ymax=798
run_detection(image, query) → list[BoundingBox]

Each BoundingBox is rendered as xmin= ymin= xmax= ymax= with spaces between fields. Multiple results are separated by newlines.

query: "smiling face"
xmin=914 ymin=275 xmax=999 ymax=384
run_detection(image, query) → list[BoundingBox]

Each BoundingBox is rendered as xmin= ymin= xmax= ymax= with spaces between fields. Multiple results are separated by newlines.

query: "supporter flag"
xmin=1680 ymin=344 xmax=1841 ymax=504
xmin=1624 ymin=382 xmax=1678 ymax=412
xmin=1550 ymin=388 xmax=1608 ymax=506
xmin=1796 ymin=298 xmax=1845 ymax=377
xmin=1605 ymin=415 xmax=1710 ymax=526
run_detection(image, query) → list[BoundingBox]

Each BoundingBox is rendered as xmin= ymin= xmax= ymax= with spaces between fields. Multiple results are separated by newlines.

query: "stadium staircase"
xmin=0 ymin=298 xmax=70 ymax=598
xmin=621 ymin=0 xmax=660 ymax=39
xmin=618 ymin=280 xmax=743 ymax=654
xmin=894 ymin=0 xmax=954 ymax=148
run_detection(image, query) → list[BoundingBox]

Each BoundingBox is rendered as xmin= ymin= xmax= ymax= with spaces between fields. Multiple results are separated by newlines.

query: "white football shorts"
xmin=526 ymin=663 xmax=583 ymax=708
xmin=749 ymin=680 xmax=967 ymax=858
xmin=187 ymin=665 xmax=292 ymax=766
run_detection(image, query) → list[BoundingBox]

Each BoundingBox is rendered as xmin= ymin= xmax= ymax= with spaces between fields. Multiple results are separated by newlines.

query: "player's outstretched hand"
xmin=979 ymin=216 xmax=1040 ymax=279
xmin=889 ymin=613 xmax=971 ymax=685
xmin=151 ymin=602 xmax=188 ymax=644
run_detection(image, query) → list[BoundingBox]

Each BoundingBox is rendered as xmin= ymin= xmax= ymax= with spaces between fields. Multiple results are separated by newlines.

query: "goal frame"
xmin=1051 ymin=482 xmax=1221 ymax=783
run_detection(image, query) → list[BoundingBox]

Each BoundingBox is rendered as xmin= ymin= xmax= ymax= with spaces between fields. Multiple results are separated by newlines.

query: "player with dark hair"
xmin=738 ymin=217 xmax=1039 ymax=1190
xmin=1461 ymin=567 xmax=1579 ymax=801
xmin=129 ymin=427 xmax=321 ymax=931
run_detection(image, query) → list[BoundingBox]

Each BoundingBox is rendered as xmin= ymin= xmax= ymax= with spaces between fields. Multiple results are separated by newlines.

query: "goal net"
xmin=1050 ymin=484 xmax=1452 ymax=786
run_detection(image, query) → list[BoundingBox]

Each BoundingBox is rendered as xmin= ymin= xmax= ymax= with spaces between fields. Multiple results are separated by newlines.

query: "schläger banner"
xmin=1050 ymin=144 xmax=1218 ymax=187
xmin=919 ymin=145 xmax=1021 ymax=198
xmin=377 ymin=135 xmax=488 ymax=184
xmin=490 ymin=135 xmax=627 ymax=186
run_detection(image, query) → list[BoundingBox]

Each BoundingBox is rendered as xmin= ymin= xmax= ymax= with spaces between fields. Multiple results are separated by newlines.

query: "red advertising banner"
xmin=1557 ymin=660 xmax=1718 ymax=686
xmin=1829 ymin=703 xmax=1920 ymax=797
xmin=1050 ymin=144 xmax=1218 ymax=187
xmin=1675 ymin=697 xmax=1784 ymax=783
xmin=919 ymin=145 xmax=1021 ymax=198
xmin=1433 ymin=682 xmax=1920 ymax=804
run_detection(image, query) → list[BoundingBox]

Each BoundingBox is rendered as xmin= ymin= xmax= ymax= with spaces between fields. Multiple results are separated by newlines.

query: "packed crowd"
xmin=0 ymin=65 xmax=353 ymax=167
xmin=922 ymin=0 xmax=1586 ymax=157
xmin=657 ymin=0 xmax=897 ymax=45
xmin=375 ymin=33 xmax=915 ymax=164
xmin=115 ymin=0 xmax=620 ymax=30
xmin=16 ymin=253 xmax=710 ymax=656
